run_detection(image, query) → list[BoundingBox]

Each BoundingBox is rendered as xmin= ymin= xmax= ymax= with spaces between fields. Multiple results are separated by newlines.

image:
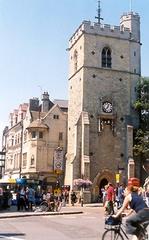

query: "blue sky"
xmin=0 ymin=0 xmax=148 ymax=146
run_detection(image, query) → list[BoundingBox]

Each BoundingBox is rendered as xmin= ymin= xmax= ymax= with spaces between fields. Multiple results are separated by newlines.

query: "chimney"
xmin=29 ymin=98 xmax=39 ymax=111
xmin=41 ymin=92 xmax=50 ymax=112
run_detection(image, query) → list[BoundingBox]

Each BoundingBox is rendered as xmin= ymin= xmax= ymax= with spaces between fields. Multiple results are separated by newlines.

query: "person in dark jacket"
xmin=71 ymin=190 xmax=77 ymax=206
xmin=113 ymin=185 xmax=149 ymax=240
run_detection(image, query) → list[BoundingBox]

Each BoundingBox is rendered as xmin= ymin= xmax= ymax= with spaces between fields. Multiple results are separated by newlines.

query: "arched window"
xmin=102 ymin=47 xmax=112 ymax=68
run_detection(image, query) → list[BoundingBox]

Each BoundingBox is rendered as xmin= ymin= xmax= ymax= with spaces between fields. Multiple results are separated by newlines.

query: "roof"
xmin=53 ymin=99 xmax=68 ymax=109
xmin=31 ymin=111 xmax=46 ymax=121
xmin=26 ymin=119 xmax=49 ymax=129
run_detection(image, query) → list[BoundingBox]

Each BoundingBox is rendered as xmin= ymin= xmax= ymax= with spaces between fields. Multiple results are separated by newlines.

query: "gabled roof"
xmin=53 ymin=99 xmax=68 ymax=109
xmin=42 ymin=104 xmax=63 ymax=120
xmin=31 ymin=111 xmax=47 ymax=121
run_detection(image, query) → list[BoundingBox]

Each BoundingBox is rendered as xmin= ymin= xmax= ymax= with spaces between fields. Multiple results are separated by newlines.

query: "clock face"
xmin=102 ymin=102 xmax=112 ymax=113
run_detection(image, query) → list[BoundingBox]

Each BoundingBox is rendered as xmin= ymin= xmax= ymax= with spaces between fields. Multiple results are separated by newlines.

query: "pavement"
xmin=0 ymin=203 xmax=103 ymax=219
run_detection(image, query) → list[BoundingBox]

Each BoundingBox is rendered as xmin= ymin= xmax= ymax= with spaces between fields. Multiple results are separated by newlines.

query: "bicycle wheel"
xmin=102 ymin=229 xmax=124 ymax=240
xmin=39 ymin=201 xmax=49 ymax=212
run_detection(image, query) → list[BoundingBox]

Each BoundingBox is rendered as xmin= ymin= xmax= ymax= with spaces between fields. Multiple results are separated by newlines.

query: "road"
xmin=0 ymin=206 xmax=105 ymax=240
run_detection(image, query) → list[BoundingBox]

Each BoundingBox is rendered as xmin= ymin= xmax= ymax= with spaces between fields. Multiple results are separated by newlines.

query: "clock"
xmin=102 ymin=102 xmax=112 ymax=113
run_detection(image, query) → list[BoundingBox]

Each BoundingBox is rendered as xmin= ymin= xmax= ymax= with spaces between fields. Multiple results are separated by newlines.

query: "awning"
xmin=0 ymin=178 xmax=16 ymax=184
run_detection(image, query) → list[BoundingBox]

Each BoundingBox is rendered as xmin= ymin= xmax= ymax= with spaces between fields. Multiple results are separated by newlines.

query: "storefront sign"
xmin=53 ymin=148 xmax=63 ymax=172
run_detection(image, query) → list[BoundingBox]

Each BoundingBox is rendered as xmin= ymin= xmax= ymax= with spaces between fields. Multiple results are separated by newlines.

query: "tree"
xmin=133 ymin=77 xmax=149 ymax=162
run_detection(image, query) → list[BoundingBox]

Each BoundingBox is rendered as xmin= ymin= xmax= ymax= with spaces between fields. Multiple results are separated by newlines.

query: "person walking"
xmin=117 ymin=184 xmax=125 ymax=208
xmin=71 ymin=190 xmax=77 ymax=206
xmin=19 ymin=186 xmax=27 ymax=211
xmin=102 ymin=185 xmax=108 ymax=207
xmin=26 ymin=185 xmax=35 ymax=211
xmin=105 ymin=182 xmax=115 ymax=215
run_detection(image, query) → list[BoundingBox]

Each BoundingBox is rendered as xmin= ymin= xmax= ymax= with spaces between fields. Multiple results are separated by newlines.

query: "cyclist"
xmin=44 ymin=189 xmax=55 ymax=211
xmin=113 ymin=180 xmax=149 ymax=240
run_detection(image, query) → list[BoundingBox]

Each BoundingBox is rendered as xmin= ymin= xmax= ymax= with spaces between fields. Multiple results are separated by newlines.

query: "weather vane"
xmin=95 ymin=0 xmax=103 ymax=24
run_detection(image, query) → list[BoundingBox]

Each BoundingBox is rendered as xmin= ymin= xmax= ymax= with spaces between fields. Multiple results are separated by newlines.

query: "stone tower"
xmin=65 ymin=11 xmax=141 ymax=201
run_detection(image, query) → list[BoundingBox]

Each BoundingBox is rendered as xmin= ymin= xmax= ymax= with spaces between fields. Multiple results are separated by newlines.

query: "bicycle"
xmin=35 ymin=199 xmax=62 ymax=212
xmin=101 ymin=215 xmax=149 ymax=240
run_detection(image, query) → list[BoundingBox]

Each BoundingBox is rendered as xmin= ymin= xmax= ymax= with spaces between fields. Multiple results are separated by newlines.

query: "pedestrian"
xmin=80 ymin=188 xmax=84 ymax=207
xmin=26 ymin=185 xmax=35 ymax=211
xmin=61 ymin=191 xmax=66 ymax=207
xmin=19 ymin=186 xmax=27 ymax=211
xmin=117 ymin=184 xmax=125 ymax=208
xmin=71 ymin=190 xmax=77 ymax=206
xmin=105 ymin=182 xmax=115 ymax=215
xmin=16 ymin=186 xmax=21 ymax=211
xmin=102 ymin=185 xmax=108 ymax=207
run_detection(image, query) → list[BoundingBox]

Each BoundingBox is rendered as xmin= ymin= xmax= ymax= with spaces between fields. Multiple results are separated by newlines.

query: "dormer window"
xmin=102 ymin=47 xmax=112 ymax=68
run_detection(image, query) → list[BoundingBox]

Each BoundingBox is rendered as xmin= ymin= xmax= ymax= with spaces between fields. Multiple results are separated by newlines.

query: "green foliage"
xmin=133 ymin=77 xmax=149 ymax=160
xmin=134 ymin=77 xmax=149 ymax=111
xmin=133 ymin=129 xmax=149 ymax=159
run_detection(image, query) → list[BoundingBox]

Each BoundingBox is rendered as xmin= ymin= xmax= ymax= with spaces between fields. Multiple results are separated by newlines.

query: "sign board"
xmin=53 ymin=148 xmax=63 ymax=172
xmin=116 ymin=174 xmax=120 ymax=183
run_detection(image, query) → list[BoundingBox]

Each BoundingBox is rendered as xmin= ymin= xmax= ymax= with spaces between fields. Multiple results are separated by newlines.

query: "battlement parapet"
xmin=121 ymin=11 xmax=140 ymax=19
xmin=69 ymin=21 xmax=130 ymax=48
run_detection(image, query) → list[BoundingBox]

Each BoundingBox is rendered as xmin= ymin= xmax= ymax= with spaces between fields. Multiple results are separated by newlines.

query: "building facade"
xmin=3 ymin=92 xmax=68 ymax=188
xmin=65 ymin=12 xmax=141 ymax=201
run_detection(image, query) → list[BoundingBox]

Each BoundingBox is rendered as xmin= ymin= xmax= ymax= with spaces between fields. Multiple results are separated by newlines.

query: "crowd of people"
xmin=15 ymin=186 xmax=71 ymax=211
xmin=0 ymin=184 xmax=71 ymax=211
xmin=101 ymin=182 xmax=149 ymax=214
xmin=101 ymin=182 xmax=125 ymax=214
xmin=16 ymin=185 xmax=36 ymax=211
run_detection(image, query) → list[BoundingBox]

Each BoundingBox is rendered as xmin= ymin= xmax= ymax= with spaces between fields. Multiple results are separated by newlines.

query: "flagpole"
xmin=130 ymin=0 xmax=132 ymax=12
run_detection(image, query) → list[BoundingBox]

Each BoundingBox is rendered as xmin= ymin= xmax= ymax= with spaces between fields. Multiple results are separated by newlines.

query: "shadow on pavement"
xmin=0 ymin=233 xmax=25 ymax=236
